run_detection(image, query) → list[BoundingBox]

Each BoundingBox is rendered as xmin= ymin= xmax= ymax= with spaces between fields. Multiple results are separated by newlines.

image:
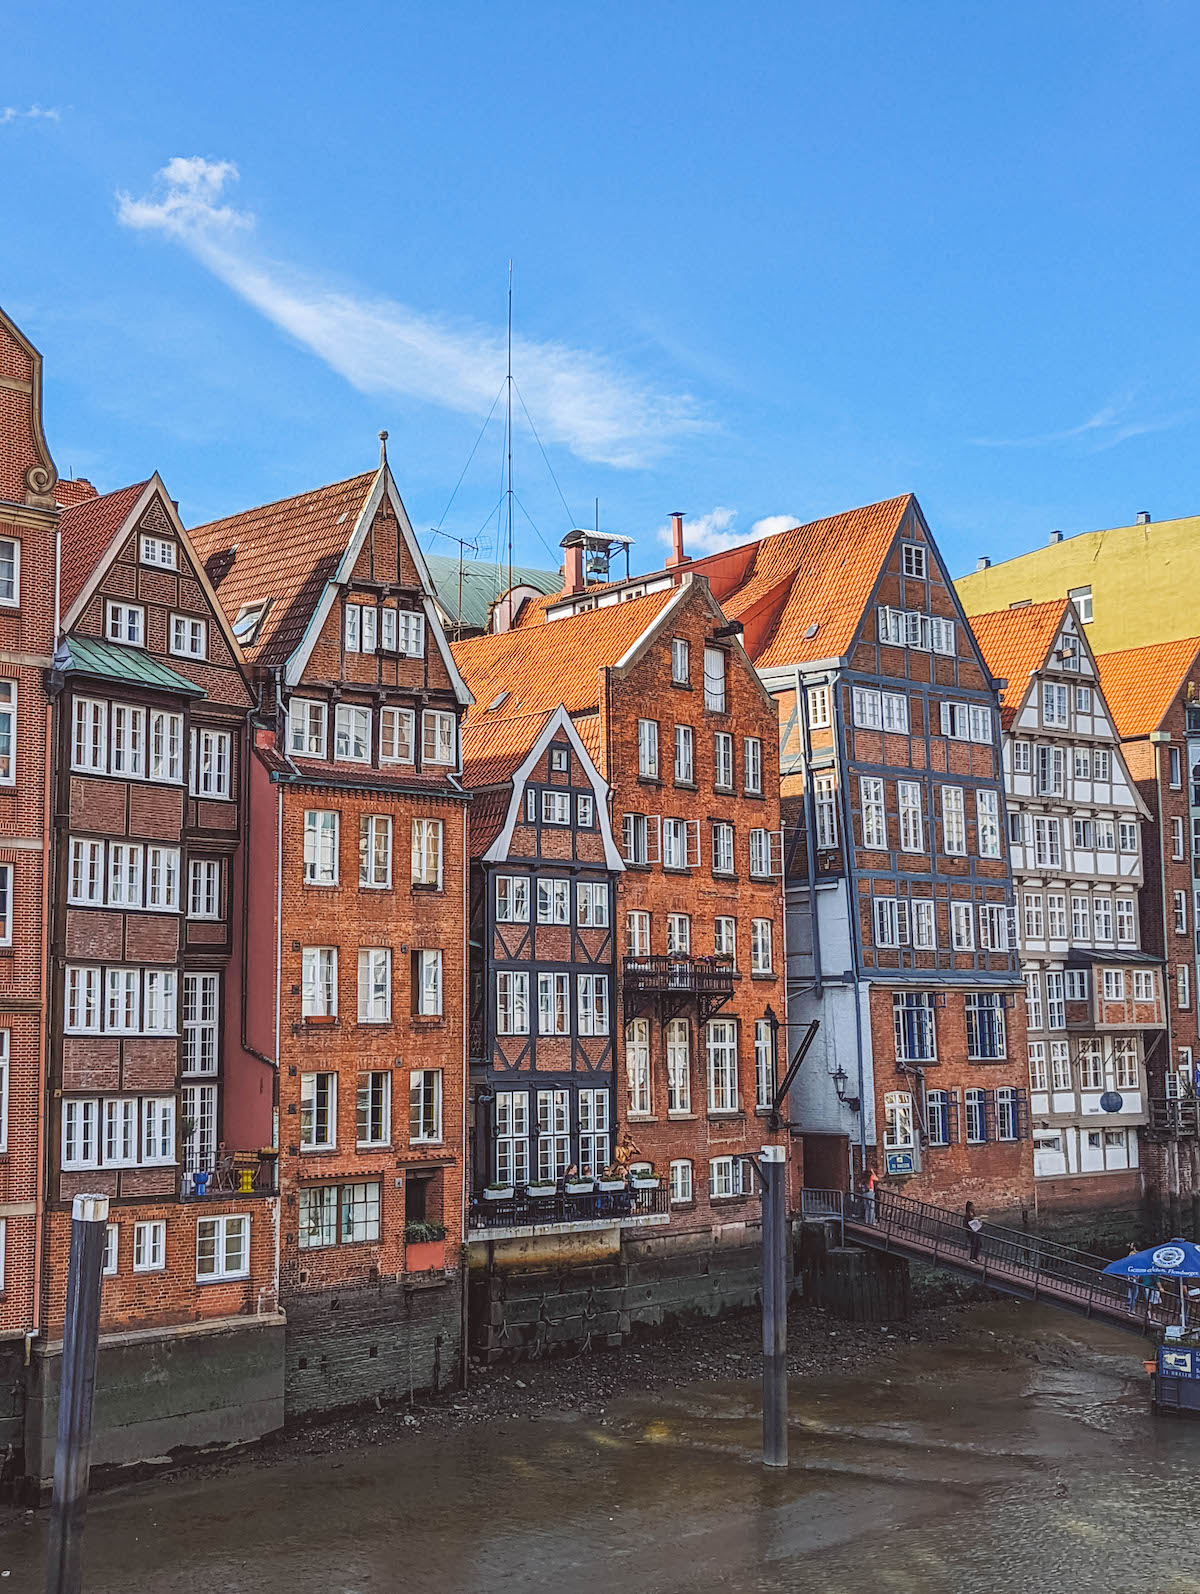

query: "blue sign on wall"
xmin=885 ymin=1150 xmax=916 ymax=1176
xmin=1159 ymin=1348 xmax=1196 ymax=1379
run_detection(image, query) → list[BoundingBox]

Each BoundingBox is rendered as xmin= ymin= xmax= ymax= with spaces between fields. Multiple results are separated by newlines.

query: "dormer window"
xmin=141 ymin=535 xmax=176 ymax=569
xmin=901 ymin=542 xmax=927 ymax=579
xmin=550 ymin=747 xmax=568 ymax=773
xmin=106 ymin=601 xmax=145 ymax=647
xmin=232 ymin=600 xmax=269 ymax=645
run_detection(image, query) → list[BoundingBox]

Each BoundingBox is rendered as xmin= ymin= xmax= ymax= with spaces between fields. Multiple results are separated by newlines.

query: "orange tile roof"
xmin=58 ymin=480 xmax=151 ymax=613
xmin=1094 ymin=637 xmax=1200 ymax=738
xmin=188 ymin=472 xmax=375 ymax=667
xmin=53 ymin=477 xmax=99 ymax=508
xmin=691 ymin=494 xmax=913 ymax=668
xmin=967 ymin=600 xmax=1069 ymax=720
xmin=461 ymin=710 xmax=554 ymax=789
xmin=452 ymin=589 xmax=674 ymax=743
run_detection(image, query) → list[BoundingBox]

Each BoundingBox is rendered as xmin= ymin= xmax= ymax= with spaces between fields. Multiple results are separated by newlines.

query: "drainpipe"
xmin=830 ymin=675 xmax=868 ymax=1171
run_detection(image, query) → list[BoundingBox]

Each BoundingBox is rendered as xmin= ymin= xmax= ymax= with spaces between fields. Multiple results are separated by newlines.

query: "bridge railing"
xmin=799 ymin=1186 xmax=1166 ymax=1328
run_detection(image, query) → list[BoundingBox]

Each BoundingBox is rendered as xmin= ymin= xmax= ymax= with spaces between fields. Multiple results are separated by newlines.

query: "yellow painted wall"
xmin=955 ymin=514 xmax=1200 ymax=654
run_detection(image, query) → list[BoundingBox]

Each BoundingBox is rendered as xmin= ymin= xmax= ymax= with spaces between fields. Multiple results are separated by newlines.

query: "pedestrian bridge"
xmin=799 ymin=1187 xmax=1165 ymax=1338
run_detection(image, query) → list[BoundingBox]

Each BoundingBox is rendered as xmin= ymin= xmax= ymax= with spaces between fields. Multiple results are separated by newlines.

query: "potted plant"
xmin=485 ymin=1181 xmax=515 ymax=1201
xmin=405 ymin=1219 xmax=447 ymax=1273
xmin=630 ymin=1166 xmax=659 ymax=1190
xmin=597 ymin=1175 xmax=627 ymax=1193
xmin=526 ymin=1179 xmax=557 ymax=1198
xmin=565 ymin=1176 xmax=595 ymax=1196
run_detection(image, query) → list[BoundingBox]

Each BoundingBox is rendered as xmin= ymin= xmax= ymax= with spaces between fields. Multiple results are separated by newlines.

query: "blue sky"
xmin=3 ymin=2 xmax=1200 ymax=578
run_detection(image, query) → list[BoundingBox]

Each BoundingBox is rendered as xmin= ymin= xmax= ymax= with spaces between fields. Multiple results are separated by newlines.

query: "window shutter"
xmin=768 ymin=829 xmax=784 ymax=877
xmin=983 ymin=1090 xmax=996 ymax=1143
xmin=685 ymin=819 xmax=701 ymax=869
xmin=897 ymin=900 xmax=910 ymax=945
xmin=940 ymin=702 xmax=951 ymax=737
xmin=646 ymin=816 xmax=662 ymax=864
xmin=946 ymin=1090 xmax=960 ymax=1144
xmin=1016 ymin=1088 xmax=1030 ymax=1141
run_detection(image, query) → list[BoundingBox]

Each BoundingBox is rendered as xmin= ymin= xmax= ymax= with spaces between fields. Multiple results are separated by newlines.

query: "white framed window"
xmin=1119 ymin=820 xmax=1138 ymax=853
xmin=495 ymin=1090 xmax=530 ymax=1186
xmin=627 ymin=910 xmax=651 ymax=958
xmin=379 ymin=607 xmax=398 ymax=653
xmin=1033 ymin=816 xmax=1062 ymax=869
xmin=667 ymin=1018 xmax=691 ymax=1112
xmin=1172 ymin=816 xmax=1185 ymax=860
xmin=340 ymin=1184 xmax=383 ymax=1245
xmin=150 ymin=711 xmax=186 ymax=784
xmin=1094 ymin=748 xmax=1111 ymax=781
xmin=102 ymin=1097 xmax=138 ymax=1167
xmin=1179 ymin=964 xmax=1191 ymax=1010
xmin=1094 ymin=895 xmax=1114 ymax=941
xmin=755 ymin=1018 xmax=775 ymax=1110
xmin=667 ymin=912 xmax=691 ymax=954
xmin=0 ymin=679 xmax=15 ymax=785
xmin=882 ymin=692 xmax=909 ymax=733
xmin=188 ymin=859 xmax=221 ymax=920
xmin=397 ymin=610 xmax=426 ymax=657
xmin=231 ymin=599 xmax=269 ymax=644
xmin=143 ymin=970 xmax=178 ymax=1034
xmin=976 ymin=790 xmax=1001 ymax=858
xmin=112 ymin=704 xmax=146 ymax=777
xmin=806 ymin=685 xmax=831 ymax=729
xmin=874 ymin=896 xmax=909 ymax=949
xmin=134 ymin=1220 xmax=166 ymax=1273
xmin=1012 ymin=740 xmax=1031 ymax=775
xmin=145 ymin=844 xmax=180 ymax=911
xmin=298 ymin=1186 xmax=338 ymax=1250
xmin=1101 ymin=968 xmax=1125 ymax=1002
xmin=1024 ymin=972 xmax=1043 ymax=1030
xmin=744 ymin=737 xmax=763 ymax=794
xmin=712 ymin=821 xmax=734 ymax=874
xmin=411 ymin=818 xmax=443 ymax=887
xmin=852 ymin=687 xmax=883 ymax=729
xmin=671 ymin=637 xmax=690 ymax=684
xmin=703 ymin=647 xmax=727 ymax=711
xmin=674 ymin=723 xmax=694 ymax=783
xmin=0 ymin=538 xmax=18 ymax=606
xmin=140 ymin=534 xmax=175 ymax=568
xmin=359 ymin=814 xmax=392 ymax=889
xmin=1079 ymin=1041 xmax=1104 ymax=1089
xmin=669 ymin=1158 xmax=693 ymax=1204
xmin=1074 ymin=748 xmax=1091 ymax=781
xmin=380 ymin=706 xmax=415 ymax=763
xmin=497 ymin=970 xmax=530 ymax=1035
xmin=170 ymin=614 xmax=207 ymax=659
xmin=901 ymin=541 xmax=927 ymax=579
xmin=1049 ymin=1040 xmax=1071 ymax=1090
xmin=541 ymin=790 xmax=570 ymax=825
xmin=860 ymin=776 xmax=887 ymax=849
xmin=538 ymin=971 xmax=570 ymax=1035
xmin=1027 ymin=1041 xmax=1048 ymax=1093
xmin=65 ymin=966 xmax=101 ymax=1033
xmin=300 ymin=1072 xmax=337 ymax=1149
xmin=1132 ymin=969 xmax=1156 ymax=1002
xmin=577 ymin=792 xmax=594 ymax=827
xmin=751 ymin=918 xmax=773 ymax=974
xmin=102 ymin=1223 xmax=118 ymax=1276
xmin=344 ymin=603 xmax=363 ymax=651
xmin=196 ymin=1215 xmax=250 ymax=1281
xmin=579 ymin=1088 xmax=610 ymax=1177
xmin=1116 ymin=897 xmax=1137 ymax=944
xmin=979 ymin=903 xmax=1009 ymax=952
xmin=706 ymin=1019 xmax=738 ymax=1112
xmin=303 ymin=810 xmax=339 ymax=886
xmin=623 ymin=810 xmax=658 ymax=869
xmin=106 ymin=600 xmax=145 ymax=647
xmin=709 ymin=1155 xmax=743 ymax=1199
xmin=409 ymin=1070 xmax=443 ymax=1142
xmin=105 ymin=967 xmax=141 ymax=1033
xmin=813 ymin=773 xmax=838 ymax=849
xmin=662 ymin=817 xmax=700 ymax=869
xmin=964 ymin=1087 xmax=987 ymax=1144
xmin=912 ymin=899 xmax=936 ymax=949
xmin=940 ymin=786 xmax=966 ymax=855
xmin=334 ymin=704 xmax=371 ymax=764
xmin=536 ymin=1088 xmax=571 ymax=1182
xmin=1023 ymin=891 xmax=1044 ymax=939
xmin=1175 ymin=890 xmax=1189 ymax=935
xmin=883 ymin=1090 xmax=915 ymax=1151
xmin=577 ymin=880 xmax=609 ymax=927
xmin=626 ymin=1018 xmax=652 ymax=1115
xmin=301 ymin=946 xmax=337 ymax=1018
xmin=537 ymin=877 xmax=570 ymax=924
xmin=357 ymin=1071 xmax=391 ymax=1147
xmin=1068 ymin=584 xmax=1093 ymax=623
xmin=578 ymin=974 xmax=610 ymax=1036
xmin=749 ymin=826 xmax=778 ymax=877
xmin=142 ymin=1095 xmax=176 ymax=1163
xmin=191 ymin=727 xmax=231 ymax=797
xmin=941 ymin=701 xmax=971 ymax=740
xmin=1042 ymin=683 xmax=1069 ymax=727
xmin=1064 ymin=969 xmax=1088 ymax=1001
xmin=638 ymin=718 xmax=659 ymax=779
xmin=898 ymin=781 xmax=923 ymax=853
xmin=969 ymin=704 xmax=992 ymax=743
xmin=714 ymin=916 xmax=736 ymax=964
xmin=1046 ymin=894 xmax=1067 ymax=938
xmin=68 ymin=837 xmax=104 ymax=906
xmin=496 ymin=875 xmax=530 ymax=923
xmin=893 ymin=993 xmax=936 ymax=1062
xmin=1045 ymin=971 xmax=1066 ymax=1029
xmin=422 ymin=710 xmax=456 ymax=766
xmin=414 ymin=949 xmax=443 ymax=1016
xmin=72 ymin=696 xmax=107 ymax=773
xmin=62 ymin=1098 xmax=99 ymax=1168
xmin=108 ymin=842 xmax=143 ymax=908
xmin=966 ymin=992 xmax=1006 ymax=1059
xmin=357 ymin=948 xmax=391 ymax=1023
xmin=182 ymin=973 xmax=219 ymax=1074
xmin=951 ymin=901 xmax=975 ymax=951
xmin=288 ymin=698 xmax=329 ymax=758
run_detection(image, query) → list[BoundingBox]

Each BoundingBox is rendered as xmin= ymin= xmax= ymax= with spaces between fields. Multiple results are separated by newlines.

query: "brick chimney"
xmin=665 ymin=511 xmax=690 ymax=571
xmin=562 ymin=541 xmax=586 ymax=596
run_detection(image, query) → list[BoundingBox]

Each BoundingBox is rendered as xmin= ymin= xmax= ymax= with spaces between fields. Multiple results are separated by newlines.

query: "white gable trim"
xmin=483 ymin=705 xmax=624 ymax=870
xmin=282 ymin=465 xmax=472 ymax=704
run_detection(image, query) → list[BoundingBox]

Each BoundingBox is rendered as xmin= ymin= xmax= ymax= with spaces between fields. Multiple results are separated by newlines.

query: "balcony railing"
xmin=469 ymin=1183 xmax=668 ymax=1232
xmin=1149 ymin=1099 xmax=1200 ymax=1137
xmin=623 ymin=955 xmax=735 ymax=999
xmin=180 ymin=1151 xmax=278 ymax=1201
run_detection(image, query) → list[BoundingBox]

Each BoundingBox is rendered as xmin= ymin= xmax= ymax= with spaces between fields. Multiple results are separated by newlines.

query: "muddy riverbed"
xmin=4 ymin=1299 xmax=1197 ymax=1593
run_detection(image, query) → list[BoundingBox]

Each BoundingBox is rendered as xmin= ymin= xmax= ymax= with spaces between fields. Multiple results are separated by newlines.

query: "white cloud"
xmin=971 ymin=396 xmax=1189 ymax=452
xmin=659 ymin=506 xmax=799 ymax=555
xmin=116 ymin=157 xmax=706 ymax=470
xmin=0 ymin=105 xmax=60 ymax=125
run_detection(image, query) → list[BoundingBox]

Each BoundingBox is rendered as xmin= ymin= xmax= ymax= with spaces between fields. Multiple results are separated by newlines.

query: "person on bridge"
xmin=964 ymin=1201 xmax=983 ymax=1262
xmin=864 ymin=1168 xmax=879 ymax=1225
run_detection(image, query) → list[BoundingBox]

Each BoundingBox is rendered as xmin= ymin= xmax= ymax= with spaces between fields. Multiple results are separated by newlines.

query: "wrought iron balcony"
xmin=1148 ymin=1099 xmax=1200 ymax=1138
xmin=469 ymin=1183 xmax=669 ymax=1234
xmin=622 ymin=955 xmax=735 ymax=1020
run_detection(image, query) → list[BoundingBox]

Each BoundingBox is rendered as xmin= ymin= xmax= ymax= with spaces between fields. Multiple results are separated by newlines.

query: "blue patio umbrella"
xmin=1103 ymin=1240 xmax=1200 ymax=1279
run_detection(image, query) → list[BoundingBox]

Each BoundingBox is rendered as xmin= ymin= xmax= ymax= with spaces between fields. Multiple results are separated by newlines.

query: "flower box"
xmin=598 ymin=1179 xmax=627 ymax=1193
xmin=484 ymin=1185 xmax=515 ymax=1201
xmin=631 ymin=1175 xmax=660 ymax=1190
xmin=565 ymin=1180 xmax=595 ymax=1196
xmin=526 ymin=1182 xmax=557 ymax=1198
xmin=406 ymin=1239 xmax=445 ymax=1273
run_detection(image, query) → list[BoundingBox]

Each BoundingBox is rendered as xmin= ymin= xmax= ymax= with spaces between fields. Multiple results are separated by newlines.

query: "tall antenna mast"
xmin=506 ymin=260 xmax=514 ymax=606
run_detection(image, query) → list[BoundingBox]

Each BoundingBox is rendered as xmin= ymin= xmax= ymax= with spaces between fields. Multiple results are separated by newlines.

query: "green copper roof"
xmin=422 ymin=551 xmax=561 ymax=630
xmin=57 ymin=634 xmax=207 ymax=697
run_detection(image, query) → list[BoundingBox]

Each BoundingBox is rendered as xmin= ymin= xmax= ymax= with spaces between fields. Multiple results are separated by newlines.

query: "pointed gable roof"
xmin=58 ymin=479 xmax=152 ymax=613
xmin=691 ymin=494 xmax=914 ymax=669
xmin=967 ymin=599 xmax=1071 ymax=722
xmin=188 ymin=472 xmax=376 ymax=669
xmin=1094 ymin=637 xmax=1200 ymax=739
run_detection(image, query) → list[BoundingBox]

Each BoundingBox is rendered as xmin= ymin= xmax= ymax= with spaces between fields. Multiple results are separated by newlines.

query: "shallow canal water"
xmin=4 ymin=1303 xmax=1198 ymax=1593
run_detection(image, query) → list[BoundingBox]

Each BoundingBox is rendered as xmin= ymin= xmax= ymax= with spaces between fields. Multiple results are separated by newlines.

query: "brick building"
xmin=971 ymin=600 xmax=1161 ymax=1215
xmin=0 ymin=308 xmax=57 ymax=1444
xmin=684 ymin=497 xmax=1033 ymax=1216
xmin=453 ymin=571 xmax=786 ymax=1267
xmin=1095 ymin=637 xmax=1200 ymax=1218
xmin=189 ymin=448 xmax=473 ymax=1413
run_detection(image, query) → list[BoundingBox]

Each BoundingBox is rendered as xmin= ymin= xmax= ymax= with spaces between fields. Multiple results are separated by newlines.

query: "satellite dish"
xmin=1100 ymin=1091 xmax=1124 ymax=1114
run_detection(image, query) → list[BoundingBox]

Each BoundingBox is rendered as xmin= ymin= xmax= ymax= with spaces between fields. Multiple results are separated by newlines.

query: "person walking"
xmin=964 ymin=1200 xmax=983 ymax=1262
xmin=1125 ymin=1244 xmax=1142 ymax=1315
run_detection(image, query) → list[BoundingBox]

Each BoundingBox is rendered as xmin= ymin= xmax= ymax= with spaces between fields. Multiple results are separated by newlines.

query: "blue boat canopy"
xmin=1103 ymin=1240 xmax=1200 ymax=1279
